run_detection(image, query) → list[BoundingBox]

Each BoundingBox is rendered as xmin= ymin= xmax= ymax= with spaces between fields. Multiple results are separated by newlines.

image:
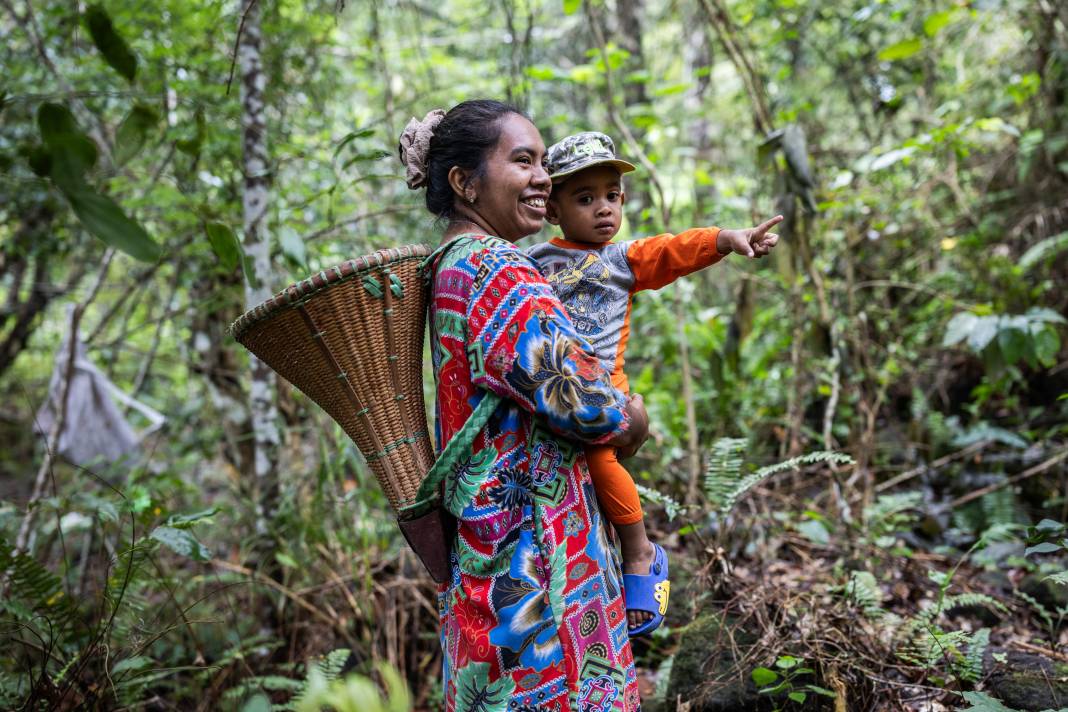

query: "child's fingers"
xmin=754 ymin=215 xmax=784 ymax=235
xmin=738 ymin=235 xmax=755 ymax=257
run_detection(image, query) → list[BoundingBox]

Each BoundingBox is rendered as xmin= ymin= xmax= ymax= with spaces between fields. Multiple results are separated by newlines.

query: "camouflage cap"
xmin=546 ymin=131 xmax=636 ymax=182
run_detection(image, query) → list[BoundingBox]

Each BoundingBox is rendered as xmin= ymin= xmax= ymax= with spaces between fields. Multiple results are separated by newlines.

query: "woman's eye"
xmin=517 ymin=156 xmax=531 ymax=165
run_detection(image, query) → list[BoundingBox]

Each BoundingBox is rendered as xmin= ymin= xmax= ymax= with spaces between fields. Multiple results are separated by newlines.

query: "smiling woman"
xmin=399 ymin=100 xmax=648 ymax=711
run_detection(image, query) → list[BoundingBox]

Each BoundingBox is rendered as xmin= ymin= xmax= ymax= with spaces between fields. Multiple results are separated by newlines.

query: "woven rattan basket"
xmin=230 ymin=244 xmax=452 ymax=581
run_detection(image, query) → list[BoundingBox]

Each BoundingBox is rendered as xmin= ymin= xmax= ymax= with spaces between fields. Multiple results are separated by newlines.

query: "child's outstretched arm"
xmin=627 ymin=215 xmax=783 ymax=292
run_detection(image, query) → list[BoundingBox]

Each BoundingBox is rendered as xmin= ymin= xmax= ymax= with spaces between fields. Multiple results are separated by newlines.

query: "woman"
xmin=400 ymin=99 xmax=648 ymax=711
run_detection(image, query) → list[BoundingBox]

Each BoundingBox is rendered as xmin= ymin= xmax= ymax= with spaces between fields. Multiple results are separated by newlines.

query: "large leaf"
xmin=205 ymin=221 xmax=241 ymax=271
xmin=750 ymin=667 xmax=779 ymax=687
xmin=85 ymin=4 xmax=137 ymax=82
xmin=1034 ymin=328 xmax=1061 ymax=367
xmin=1019 ymin=232 xmax=1068 ymax=271
xmin=65 ymin=187 xmax=161 ymax=262
xmin=996 ymin=327 xmax=1028 ymax=365
xmin=114 ymin=104 xmax=158 ymax=165
xmin=959 ymin=690 xmax=1017 ymax=711
xmin=923 ymin=10 xmax=956 ymax=37
xmin=942 ymin=311 xmax=977 ymax=346
xmin=878 ymin=38 xmax=923 ymax=61
xmin=967 ymin=316 xmax=998 ymax=352
xmin=37 ymin=103 xmax=97 ymax=177
xmin=149 ymin=525 xmax=211 ymax=561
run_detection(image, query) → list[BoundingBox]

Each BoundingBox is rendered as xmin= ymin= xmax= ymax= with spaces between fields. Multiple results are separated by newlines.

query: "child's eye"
xmin=578 ymin=196 xmax=592 ymax=205
xmin=607 ymin=191 xmax=620 ymax=201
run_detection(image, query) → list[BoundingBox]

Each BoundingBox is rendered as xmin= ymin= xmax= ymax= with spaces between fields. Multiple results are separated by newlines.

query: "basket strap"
xmin=418 ymin=233 xmax=489 ymax=282
xmin=398 ymin=232 xmax=503 ymax=518
xmin=401 ymin=390 xmax=502 ymax=517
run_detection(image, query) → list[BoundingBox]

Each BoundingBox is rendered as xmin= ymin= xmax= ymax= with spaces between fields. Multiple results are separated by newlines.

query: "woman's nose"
xmin=532 ymin=162 xmax=551 ymax=189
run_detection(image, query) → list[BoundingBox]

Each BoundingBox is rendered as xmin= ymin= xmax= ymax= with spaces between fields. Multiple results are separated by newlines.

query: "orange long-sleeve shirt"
xmin=525 ymin=227 xmax=723 ymax=394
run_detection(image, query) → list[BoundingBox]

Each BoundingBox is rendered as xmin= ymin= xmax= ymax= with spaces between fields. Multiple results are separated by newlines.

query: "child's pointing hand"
xmin=716 ymin=215 xmax=784 ymax=258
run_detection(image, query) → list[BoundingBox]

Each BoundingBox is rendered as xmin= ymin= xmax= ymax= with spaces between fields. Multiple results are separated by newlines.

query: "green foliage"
xmin=293 ymin=664 xmax=409 ymax=712
xmin=943 ymin=308 xmax=1065 ymax=372
xmin=224 ymin=650 xmax=409 ymax=712
xmin=838 ymin=570 xmax=885 ymax=619
xmin=33 ymin=102 xmax=161 ymax=261
xmin=750 ymin=656 xmax=836 ymax=711
xmin=958 ymin=691 xmax=1027 ymax=712
xmin=861 ymin=491 xmax=922 ymax=548
xmin=1018 ymin=231 xmax=1068 ymax=272
xmin=114 ymin=104 xmax=159 ymax=165
xmin=0 ymin=536 xmax=83 ymax=639
xmin=84 ymin=4 xmax=138 ymax=81
xmin=702 ymin=438 xmax=853 ymax=517
xmin=702 ymin=437 xmax=747 ymax=515
xmin=634 ymin=483 xmax=682 ymax=521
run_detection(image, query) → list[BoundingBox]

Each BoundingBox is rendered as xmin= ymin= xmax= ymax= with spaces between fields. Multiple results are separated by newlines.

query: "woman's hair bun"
xmin=398 ymin=109 xmax=446 ymax=190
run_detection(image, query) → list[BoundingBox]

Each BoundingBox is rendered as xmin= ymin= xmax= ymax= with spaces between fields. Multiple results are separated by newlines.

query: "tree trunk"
xmin=611 ymin=0 xmax=650 ymax=224
xmin=238 ymin=0 xmax=281 ymax=538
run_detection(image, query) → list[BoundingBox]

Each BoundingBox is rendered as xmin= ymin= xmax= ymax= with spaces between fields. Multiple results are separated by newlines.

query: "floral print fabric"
xmin=430 ymin=235 xmax=640 ymax=711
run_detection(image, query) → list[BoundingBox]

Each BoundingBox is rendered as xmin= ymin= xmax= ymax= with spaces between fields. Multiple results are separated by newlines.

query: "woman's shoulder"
xmin=439 ymin=234 xmax=533 ymax=273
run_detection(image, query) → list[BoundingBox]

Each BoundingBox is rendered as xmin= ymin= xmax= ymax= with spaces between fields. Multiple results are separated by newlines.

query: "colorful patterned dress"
xmin=429 ymin=234 xmax=641 ymax=712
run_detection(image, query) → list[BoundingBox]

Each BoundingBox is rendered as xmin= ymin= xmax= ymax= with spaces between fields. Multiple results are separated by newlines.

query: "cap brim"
xmin=549 ymin=158 xmax=637 ymax=182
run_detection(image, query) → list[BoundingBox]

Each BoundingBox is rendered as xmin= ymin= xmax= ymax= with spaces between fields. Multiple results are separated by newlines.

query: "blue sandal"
xmin=623 ymin=543 xmax=670 ymax=637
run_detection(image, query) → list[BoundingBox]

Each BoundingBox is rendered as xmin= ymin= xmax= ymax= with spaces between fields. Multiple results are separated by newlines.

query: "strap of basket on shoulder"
xmin=401 ymin=234 xmax=503 ymax=519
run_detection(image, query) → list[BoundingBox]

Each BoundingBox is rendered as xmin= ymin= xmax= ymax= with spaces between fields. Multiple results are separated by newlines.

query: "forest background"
xmin=1 ymin=0 xmax=1067 ymax=709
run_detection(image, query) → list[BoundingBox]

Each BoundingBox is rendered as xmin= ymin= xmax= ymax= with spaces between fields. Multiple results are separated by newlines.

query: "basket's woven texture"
xmin=230 ymin=245 xmax=434 ymax=514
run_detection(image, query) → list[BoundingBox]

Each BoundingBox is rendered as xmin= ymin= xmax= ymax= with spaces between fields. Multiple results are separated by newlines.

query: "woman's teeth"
xmin=522 ymin=198 xmax=545 ymax=208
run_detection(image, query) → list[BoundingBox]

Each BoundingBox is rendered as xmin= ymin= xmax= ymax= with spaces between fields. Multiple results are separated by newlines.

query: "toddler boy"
xmin=525 ymin=131 xmax=781 ymax=634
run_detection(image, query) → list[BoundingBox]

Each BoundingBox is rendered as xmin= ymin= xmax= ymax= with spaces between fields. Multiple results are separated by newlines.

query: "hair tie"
xmin=398 ymin=109 xmax=446 ymax=189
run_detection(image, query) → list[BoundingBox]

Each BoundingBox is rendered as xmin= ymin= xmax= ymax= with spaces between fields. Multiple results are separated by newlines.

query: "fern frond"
xmin=709 ymin=449 xmax=854 ymax=517
xmin=897 ymin=627 xmax=969 ymax=668
xmin=703 ymin=437 xmax=747 ymax=512
xmin=752 ymin=450 xmax=854 ymax=479
xmin=318 ymin=648 xmax=352 ymax=682
xmin=961 ymin=628 xmax=990 ymax=683
xmin=1045 ymin=571 xmax=1068 ymax=586
xmin=980 ymin=486 xmax=1018 ymax=528
xmin=0 ymin=536 xmax=82 ymax=639
xmin=942 ymin=592 xmax=1009 ymax=617
xmin=840 ymin=570 xmax=885 ymax=619
xmin=284 ymin=648 xmax=354 ymax=711
xmin=863 ymin=491 xmax=922 ymax=527
xmin=222 ymin=675 xmax=304 ymax=701
xmin=635 ymin=484 xmax=682 ymax=521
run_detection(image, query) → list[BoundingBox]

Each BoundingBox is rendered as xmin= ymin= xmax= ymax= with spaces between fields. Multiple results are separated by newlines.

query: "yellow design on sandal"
xmin=654 ymin=579 xmax=670 ymax=616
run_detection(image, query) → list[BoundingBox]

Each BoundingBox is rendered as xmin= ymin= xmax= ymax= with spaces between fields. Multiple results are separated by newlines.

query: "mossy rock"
xmin=663 ymin=611 xmax=769 ymax=711
xmin=984 ymin=648 xmax=1068 ymax=711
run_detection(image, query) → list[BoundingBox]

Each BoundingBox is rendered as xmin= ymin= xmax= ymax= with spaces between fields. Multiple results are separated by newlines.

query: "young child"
xmin=525 ymin=131 xmax=781 ymax=635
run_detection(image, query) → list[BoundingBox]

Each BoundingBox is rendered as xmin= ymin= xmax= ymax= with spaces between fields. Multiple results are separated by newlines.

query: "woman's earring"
xmin=465 ymin=190 xmax=476 ymax=204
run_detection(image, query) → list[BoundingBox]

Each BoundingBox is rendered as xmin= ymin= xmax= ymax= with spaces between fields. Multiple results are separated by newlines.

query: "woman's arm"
xmin=463 ymin=243 xmax=631 ymax=444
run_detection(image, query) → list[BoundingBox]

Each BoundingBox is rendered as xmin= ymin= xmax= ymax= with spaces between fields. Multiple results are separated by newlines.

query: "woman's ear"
xmin=545 ymin=198 xmax=561 ymax=226
xmin=447 ymin=166 xmax=474 ymax=202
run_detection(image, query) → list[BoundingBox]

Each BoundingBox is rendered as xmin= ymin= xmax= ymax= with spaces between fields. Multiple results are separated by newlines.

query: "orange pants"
xmin=585 ymin=444 xmax=643 ymax=525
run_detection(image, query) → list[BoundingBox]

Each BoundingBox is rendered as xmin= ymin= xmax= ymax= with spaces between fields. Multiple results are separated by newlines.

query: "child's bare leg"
xmin=616 ymin=519 xmax=656 ymax=629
